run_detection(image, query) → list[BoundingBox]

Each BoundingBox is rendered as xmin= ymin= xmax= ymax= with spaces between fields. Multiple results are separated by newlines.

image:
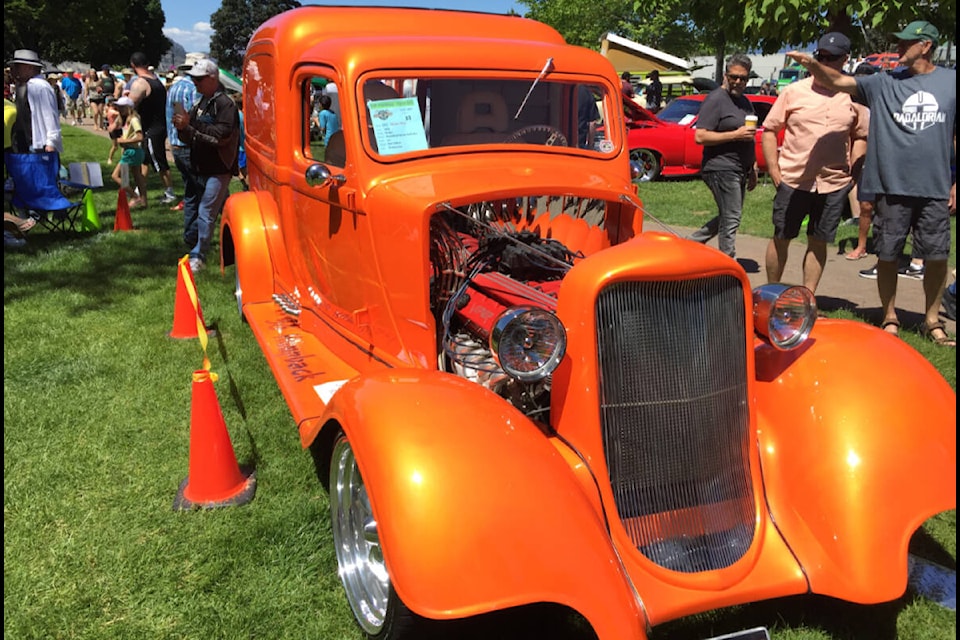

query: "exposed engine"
xmin=430 ymin=198 xmax=588 ymax=422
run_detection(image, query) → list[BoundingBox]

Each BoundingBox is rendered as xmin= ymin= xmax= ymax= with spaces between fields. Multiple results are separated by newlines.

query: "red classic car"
xmin=625 ymin=93 xmax=779 ymax=182
xmin=864 ymin=51 xmax=901 ymax=70
xmin=221 ymin=7 xmax=955 ymax=640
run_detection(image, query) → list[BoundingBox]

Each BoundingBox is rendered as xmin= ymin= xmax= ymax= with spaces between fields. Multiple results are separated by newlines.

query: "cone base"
xmin=173 ymin=465 xmax=256 ymax=511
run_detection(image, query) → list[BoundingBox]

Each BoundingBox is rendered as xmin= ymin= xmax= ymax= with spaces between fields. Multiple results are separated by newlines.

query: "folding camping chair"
xmin=4 ymin=152 xmax=92 ymax=233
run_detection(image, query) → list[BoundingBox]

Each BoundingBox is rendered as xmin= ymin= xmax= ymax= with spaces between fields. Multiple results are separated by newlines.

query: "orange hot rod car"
xmin=221 ymin=7 xmax=956 ymax=640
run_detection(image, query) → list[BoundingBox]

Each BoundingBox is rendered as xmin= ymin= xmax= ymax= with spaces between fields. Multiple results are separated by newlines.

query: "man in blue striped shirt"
xmin=165 ymin=66 xmax=198 ymax=224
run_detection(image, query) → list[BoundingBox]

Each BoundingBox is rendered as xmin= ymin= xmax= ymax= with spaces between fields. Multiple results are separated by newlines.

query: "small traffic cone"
xmin=173 ymin=370 xmax=256 ymax=511
xmin=113 ymin=188 xmax=133 ymax=231
xmin=169 ymin=255 xmax=211 ymax=339
xmin=80 ymin=190 xmax=102 ymax=232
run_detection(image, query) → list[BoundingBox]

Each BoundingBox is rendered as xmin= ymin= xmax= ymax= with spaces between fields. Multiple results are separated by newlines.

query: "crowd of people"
xmin=651 ymin=20 xmax=955 ymax=345
xmin=4 ymin=50 xmax=245 ymax=271
xmin=4 ymin=24 xmax=957 ymax=341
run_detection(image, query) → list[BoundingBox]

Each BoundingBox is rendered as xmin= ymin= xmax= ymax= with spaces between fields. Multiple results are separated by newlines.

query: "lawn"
xmin=4 ymin=126 xmax=955 ymax=640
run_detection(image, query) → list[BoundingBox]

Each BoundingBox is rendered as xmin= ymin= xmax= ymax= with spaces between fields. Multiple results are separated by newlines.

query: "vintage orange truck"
xmin=221 ymin=7 xmax=956 ymax=639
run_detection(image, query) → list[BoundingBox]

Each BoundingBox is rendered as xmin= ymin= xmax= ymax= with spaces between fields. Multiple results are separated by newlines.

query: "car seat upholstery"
xmin=441 ymin=91 xmax=510 ymax=145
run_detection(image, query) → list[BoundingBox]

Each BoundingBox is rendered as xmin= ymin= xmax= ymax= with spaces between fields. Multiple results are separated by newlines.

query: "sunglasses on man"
xmin=814 ymin=51 xmax=845 ymax=62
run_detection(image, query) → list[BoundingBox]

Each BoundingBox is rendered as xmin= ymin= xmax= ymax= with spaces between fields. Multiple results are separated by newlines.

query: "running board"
xmin=243 ymin=301 xmax=359 ymax=434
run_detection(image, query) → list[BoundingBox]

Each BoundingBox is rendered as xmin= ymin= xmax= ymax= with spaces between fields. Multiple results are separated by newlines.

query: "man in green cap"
xmin=786 ymin=22 xmax=956 ymax=347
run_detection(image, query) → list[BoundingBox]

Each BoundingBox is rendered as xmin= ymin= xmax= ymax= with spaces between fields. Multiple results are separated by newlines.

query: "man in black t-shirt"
xmin=128 ymin=52 xmax=176 ymax=204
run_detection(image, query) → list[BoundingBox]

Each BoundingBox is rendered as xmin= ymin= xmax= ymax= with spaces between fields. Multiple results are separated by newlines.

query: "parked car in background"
xmin=222 ymin=6 xmax=956 ymax=640
xmin=625 ymin=93 xmax=780 ymax=182
xmin=865 ymin=51 xmax=901 ymax=70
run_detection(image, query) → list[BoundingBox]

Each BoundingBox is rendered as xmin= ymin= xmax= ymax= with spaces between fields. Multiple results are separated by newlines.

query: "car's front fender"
xmin=755 ymin=319 xmax=956 ymax=603
xmin=220 ymin=191 xmax=277 ymax=306
xmin=321 ymin=370 xmax=647 ymax=640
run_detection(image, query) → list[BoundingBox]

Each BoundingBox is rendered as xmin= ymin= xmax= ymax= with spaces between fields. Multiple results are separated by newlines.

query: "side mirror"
xmin=306 ymin=163 xmax=346 ymax=188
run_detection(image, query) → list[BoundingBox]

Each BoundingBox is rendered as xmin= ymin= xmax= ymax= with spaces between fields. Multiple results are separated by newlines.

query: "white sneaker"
xmin=188 ymin=257 xmax=205 ymax=274
xmin=160 ymin=192 xmax=177 ymax=204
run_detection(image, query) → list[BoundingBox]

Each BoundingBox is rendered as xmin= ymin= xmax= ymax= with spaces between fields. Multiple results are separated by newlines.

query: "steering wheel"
xmin=504 ymin=125 xmax=568 ymax=147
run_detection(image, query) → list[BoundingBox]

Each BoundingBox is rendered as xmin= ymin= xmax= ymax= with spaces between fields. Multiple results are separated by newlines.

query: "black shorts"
xmin=771 ymin=182 xmax=851 ymax=243
xmin=873 ymin=194 xmax=951 ymax=262
xmin=141 ymin=131 xmax=170 ymax=173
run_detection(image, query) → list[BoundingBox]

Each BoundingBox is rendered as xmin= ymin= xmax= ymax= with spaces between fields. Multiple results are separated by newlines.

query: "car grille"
xmin=595 ymin=276 xmax=754 ymax=573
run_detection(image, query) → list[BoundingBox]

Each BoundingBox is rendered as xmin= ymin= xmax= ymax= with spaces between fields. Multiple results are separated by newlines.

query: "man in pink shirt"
xmin=761 ymin=31 xmax=869 ymax=293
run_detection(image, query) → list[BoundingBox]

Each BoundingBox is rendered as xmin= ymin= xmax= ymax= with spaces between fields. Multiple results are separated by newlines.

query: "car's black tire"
xmin=329 ymin=431 xmax=422 ymax=639
xmin=630 ymin=148 xmax=660 ymax=182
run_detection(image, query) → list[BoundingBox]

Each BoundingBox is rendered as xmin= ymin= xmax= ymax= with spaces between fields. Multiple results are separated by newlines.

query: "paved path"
xmin=655 ymin=223 xmax=956 ymax=337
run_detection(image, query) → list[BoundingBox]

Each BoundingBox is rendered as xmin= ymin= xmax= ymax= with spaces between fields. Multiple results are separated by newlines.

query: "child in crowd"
xmin=105 ymin=97 xmax=121 ymax=164
xmin=110 ymin=97 xmax=148 ymax=208
xmin=316 ymin=93 xmax=341 ymax=147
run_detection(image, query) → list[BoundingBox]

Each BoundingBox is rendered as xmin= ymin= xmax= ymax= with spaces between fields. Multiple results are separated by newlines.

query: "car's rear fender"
xmin=317 ymin=370 xmax=647 ymax=640
xmin=755 ymin=319 xmax=956 ymax=603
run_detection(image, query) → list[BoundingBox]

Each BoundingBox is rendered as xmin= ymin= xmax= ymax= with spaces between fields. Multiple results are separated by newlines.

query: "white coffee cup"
xmin=744 ymin=115 xmax=758 ymax=131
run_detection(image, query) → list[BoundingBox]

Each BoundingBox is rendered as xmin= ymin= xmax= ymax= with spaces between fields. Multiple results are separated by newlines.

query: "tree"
xmin=740 ymin=0 xmax=956 ymax=56
xmin=517 ymin=0 xmax=956 ymax=80
xmin=518 ymin=0 xmax=716 ymax=56
xmin=210 ymin=0 xmax=301 ymax=73
xmin=4 ymin=0 xmax=168 ymax=69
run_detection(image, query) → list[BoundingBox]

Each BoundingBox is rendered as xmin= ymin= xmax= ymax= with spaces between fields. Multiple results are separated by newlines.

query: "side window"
xmin=304 ymin=75 xmax=343 ymax=166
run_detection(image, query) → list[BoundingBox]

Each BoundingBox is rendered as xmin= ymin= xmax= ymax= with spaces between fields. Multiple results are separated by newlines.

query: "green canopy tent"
xmin=219 ymin=68 xmax=242 ymax=94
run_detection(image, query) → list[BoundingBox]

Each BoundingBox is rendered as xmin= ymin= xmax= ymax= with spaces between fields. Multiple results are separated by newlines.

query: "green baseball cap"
xmin=892 ymin=20 xmax=939 ymax=45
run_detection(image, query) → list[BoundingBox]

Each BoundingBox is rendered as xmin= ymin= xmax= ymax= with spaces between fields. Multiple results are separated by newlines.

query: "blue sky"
xmin=162 ymin=1 xmax=526 ymax=53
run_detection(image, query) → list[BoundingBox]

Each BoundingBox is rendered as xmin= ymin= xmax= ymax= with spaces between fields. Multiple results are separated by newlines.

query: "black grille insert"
xmin=596 ymin=277 xmax=754 ymax=573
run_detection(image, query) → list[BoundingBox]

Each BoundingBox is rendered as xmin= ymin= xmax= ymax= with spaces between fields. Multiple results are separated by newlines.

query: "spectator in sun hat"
xmin=7 ymin=49 xmax=62 ymax=153
xmin=787 ymin=22 xmax=956 ymax=346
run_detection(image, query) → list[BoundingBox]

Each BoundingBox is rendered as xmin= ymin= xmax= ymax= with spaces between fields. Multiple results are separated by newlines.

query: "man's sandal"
xmin=881 ymin=319 xmax=900 ymax=337
xmin=921 ymin=321 xmax=956 ymax=347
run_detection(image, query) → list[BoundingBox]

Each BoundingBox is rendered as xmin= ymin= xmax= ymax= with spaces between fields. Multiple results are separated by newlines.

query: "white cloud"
xmin=163 ymin=21 xmax=213 ymax=54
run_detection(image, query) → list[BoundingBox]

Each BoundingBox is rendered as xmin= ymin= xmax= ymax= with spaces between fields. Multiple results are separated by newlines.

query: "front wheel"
xmin=629 ymin=148 xmax=660 ymax=182
xmin=330 ymin=431 xmax=420 ymax=639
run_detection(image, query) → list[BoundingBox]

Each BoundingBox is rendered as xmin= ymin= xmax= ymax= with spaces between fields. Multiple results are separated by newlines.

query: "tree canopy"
xmin=210 ymin=0 xmax=301 ymax=73
xmin=4 ymin=0 xmax=170 ymax=69
xmin=4 ymin=0 xmax=954 ymax=80
xmin=518 ymin=0 xmax=956 ymax=62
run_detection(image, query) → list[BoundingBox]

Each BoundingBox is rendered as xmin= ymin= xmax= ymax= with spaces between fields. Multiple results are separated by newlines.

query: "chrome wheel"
xmin=331 ymin=433 xmax=390 ymax=635
xmin=630 ymin=148 xmax=660 ymax=182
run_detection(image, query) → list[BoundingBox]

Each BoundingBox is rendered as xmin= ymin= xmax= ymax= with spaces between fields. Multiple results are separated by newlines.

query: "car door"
xmin=286 ymin=67 xmax=377 ymax=342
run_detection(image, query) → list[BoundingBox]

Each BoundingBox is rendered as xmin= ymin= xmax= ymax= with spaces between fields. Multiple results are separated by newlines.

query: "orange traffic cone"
xmin=113 ymin=188 xmax=133 ymax=232
xmin=169 ymin=255 xmax=211 ymax=339
xmin=173 ymin=370 xmax=256 ymax=511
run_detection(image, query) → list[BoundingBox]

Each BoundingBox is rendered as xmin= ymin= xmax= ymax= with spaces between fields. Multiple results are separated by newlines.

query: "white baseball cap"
xmin=186 ymin=59 xmax=219 ymax=78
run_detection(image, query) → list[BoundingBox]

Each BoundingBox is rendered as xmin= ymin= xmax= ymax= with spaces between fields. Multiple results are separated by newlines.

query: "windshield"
xmin=358 ymin=75 xmax=615 ymax=158
xmin=656 ymin=98 xmax=702 ymax=125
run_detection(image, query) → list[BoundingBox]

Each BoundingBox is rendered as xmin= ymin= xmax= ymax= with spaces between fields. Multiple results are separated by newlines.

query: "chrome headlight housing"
xmin=752 ymin=284 xmax=816 ymax=350
xmin=490 ymin=306 xmax=566 ymax=381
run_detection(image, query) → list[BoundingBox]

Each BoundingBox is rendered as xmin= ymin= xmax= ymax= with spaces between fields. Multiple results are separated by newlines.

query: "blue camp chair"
xmin=4 ymin=152 xmax=91 ymax=233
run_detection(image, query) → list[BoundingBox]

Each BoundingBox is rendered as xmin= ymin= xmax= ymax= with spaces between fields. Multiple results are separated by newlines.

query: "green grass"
xmin=4 ymin=127 xmax=955 ymax=640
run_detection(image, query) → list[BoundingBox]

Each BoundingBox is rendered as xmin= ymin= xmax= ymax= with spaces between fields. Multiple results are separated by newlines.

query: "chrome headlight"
xmin=490 ymin=306 xmax=566 ymax=381
xmin=752 ymin=284 xmax=816 ymax=350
